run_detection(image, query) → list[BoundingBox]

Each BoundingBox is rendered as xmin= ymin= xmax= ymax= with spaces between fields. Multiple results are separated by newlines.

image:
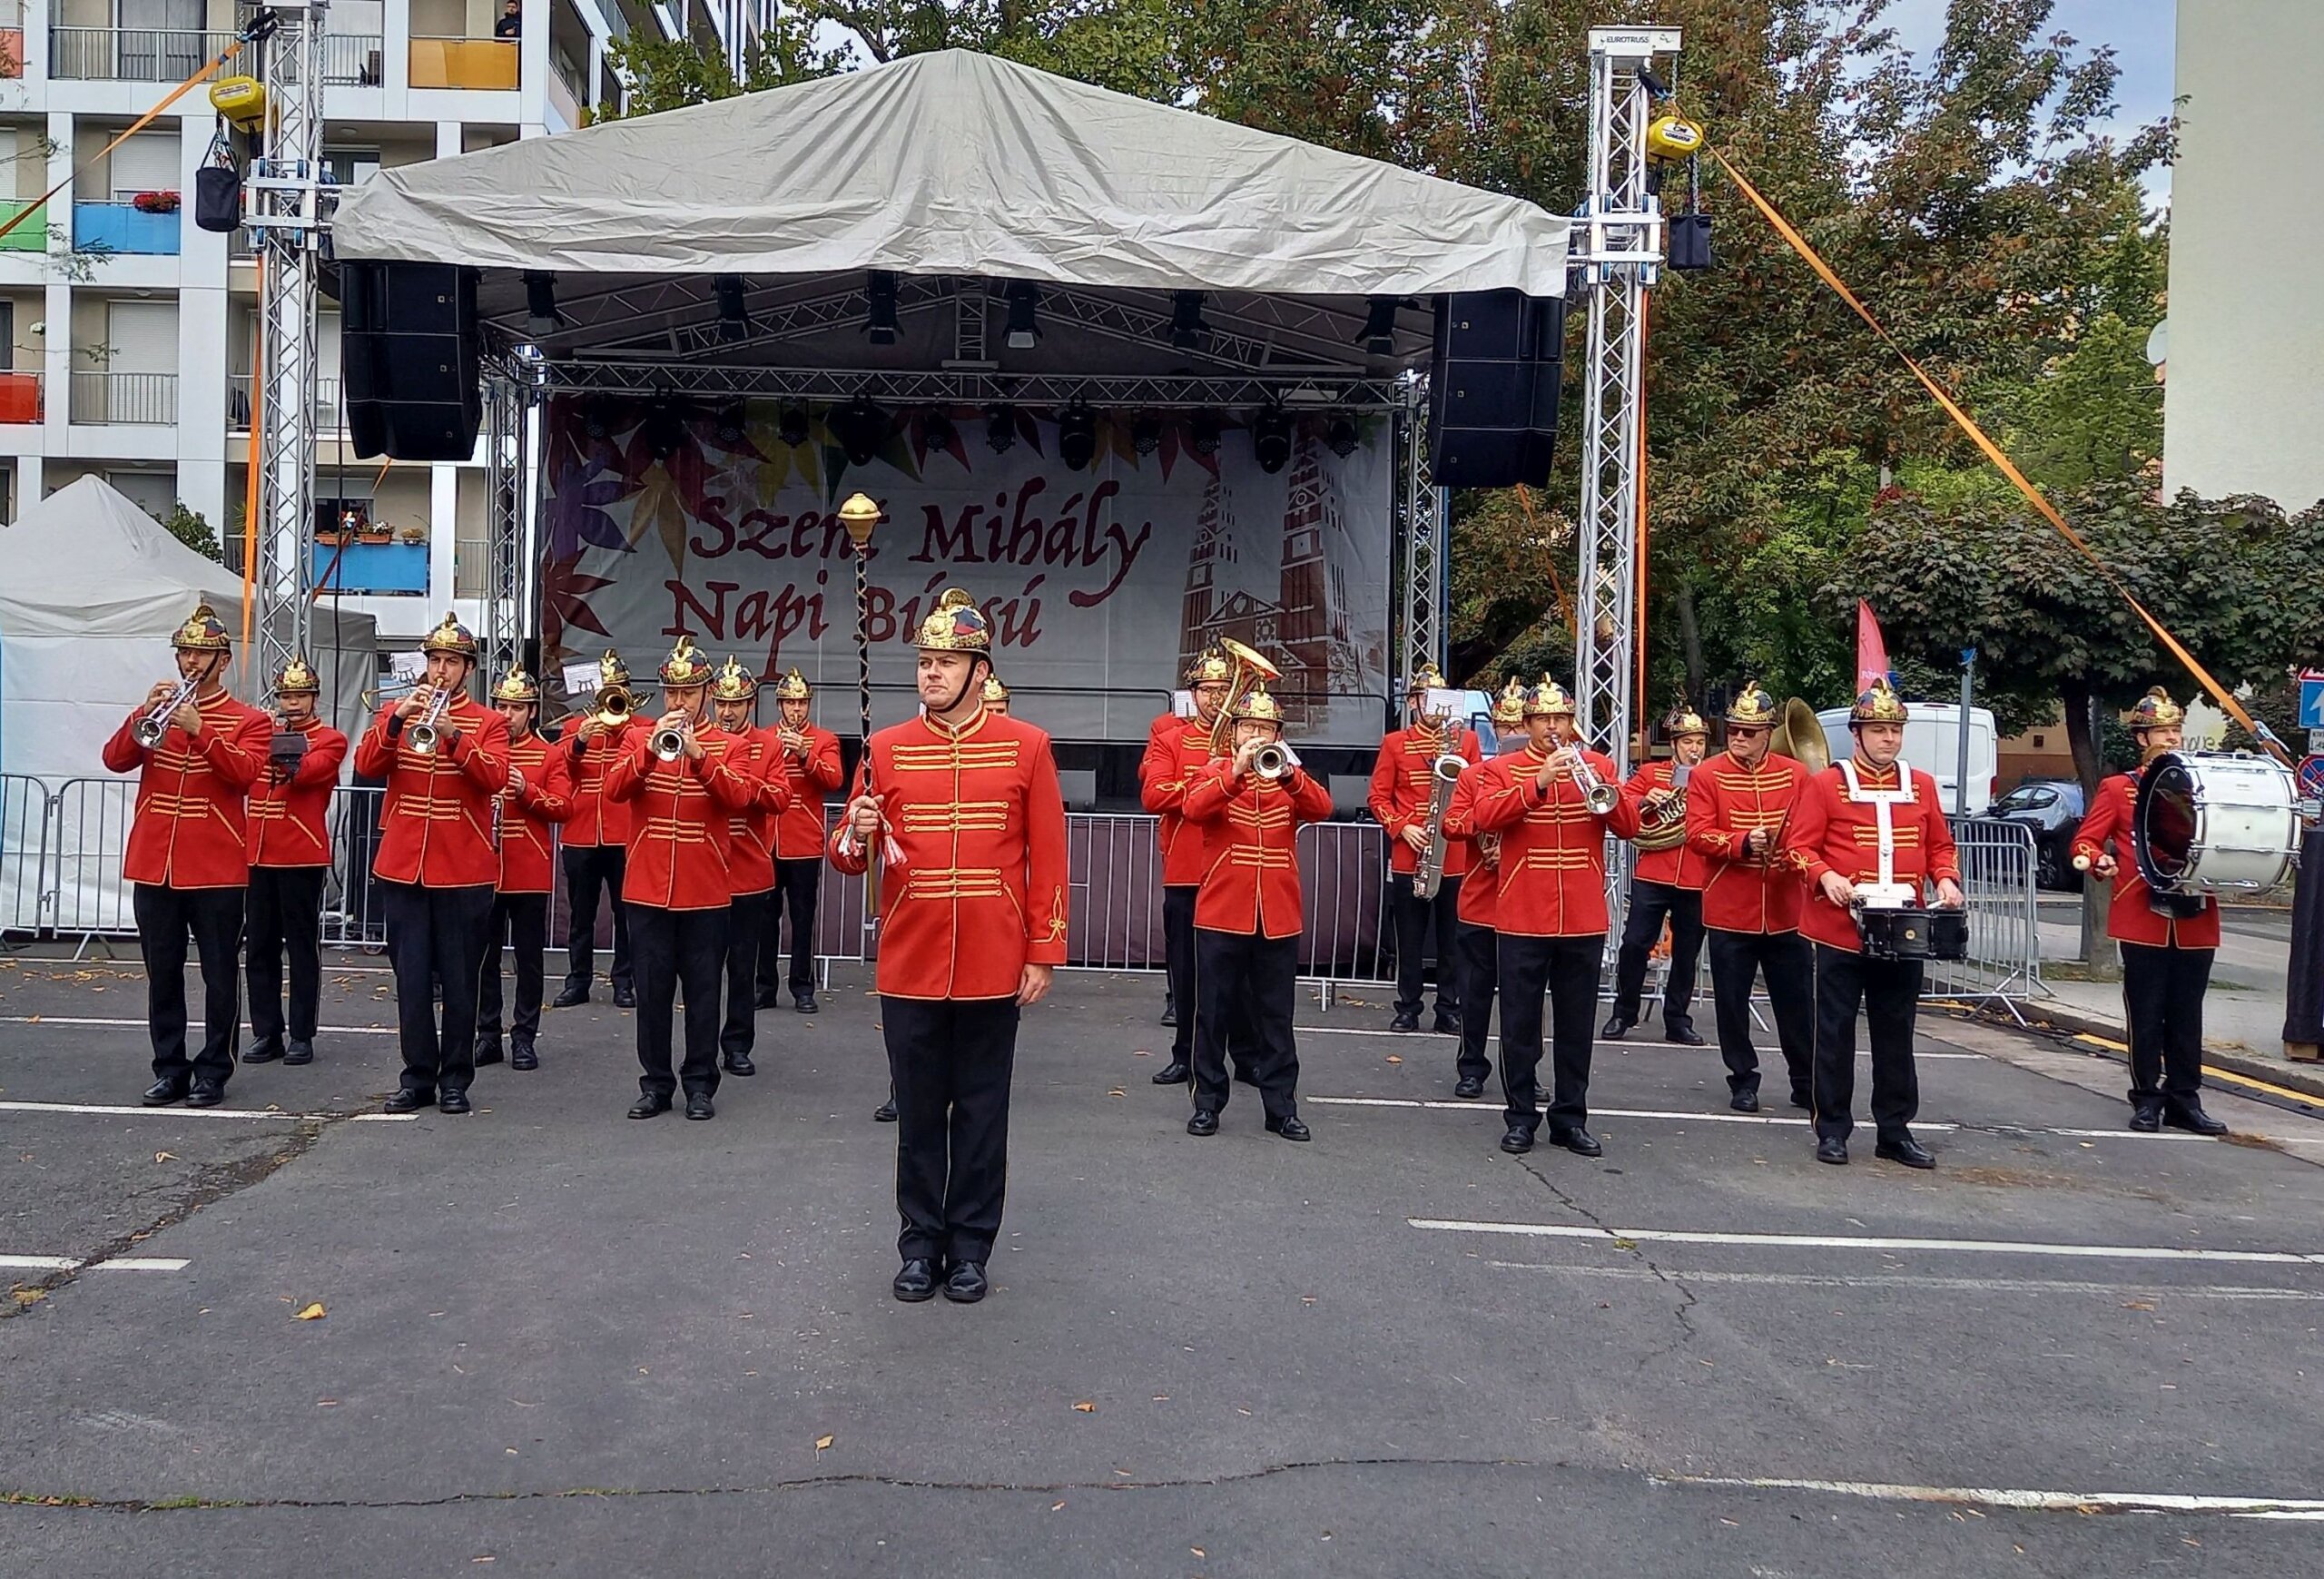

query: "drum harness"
xmin=1837 ymin=756 xmax=1918 ymax=910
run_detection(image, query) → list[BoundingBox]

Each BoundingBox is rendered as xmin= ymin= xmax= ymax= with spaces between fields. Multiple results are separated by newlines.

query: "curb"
xmin=1965 ymin=1000 xmax=2324 ymax=1106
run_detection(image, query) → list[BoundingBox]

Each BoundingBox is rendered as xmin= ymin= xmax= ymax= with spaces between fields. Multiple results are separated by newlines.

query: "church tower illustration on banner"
xmin=1178 ymin=471 xmax=1239 ymax=680
xmin=1276 ymin=434 xmax=1356 ymax=725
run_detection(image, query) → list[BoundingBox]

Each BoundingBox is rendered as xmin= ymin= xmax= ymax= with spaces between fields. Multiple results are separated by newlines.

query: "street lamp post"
xmin=839 ymin=491 xmax=883 ymax=935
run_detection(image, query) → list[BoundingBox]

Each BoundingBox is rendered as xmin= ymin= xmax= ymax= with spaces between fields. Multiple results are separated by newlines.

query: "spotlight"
xmin=1324 ymin=414 xmax=1359 ymax=458
xmin=1190 ymin=410 xmax=1222 ymax=458
xmin=715 ymin=274 xmax=749 ymax=343
xmin=524 ymin=271 xmax=558 ymax=336
xmin=864 ymin=271 xmax=900 ymax=346
xmin=1357 ymin=296 xmax=1401 ymax=356
xmin=1131 ymin=412 xmax=1161 ymax=456
xmin=1252 ymin=405 xmax=1292 ymax=474
xmin=1003 ymin=281 xmax=1040 ymax=350
xmin=986 ymin=403 xmax=1017 ymax=454
xmin=829 ymin=397 xmax=889 ymax=466
xmin=714 ymin=403 xmax=747 ymax=445
xmin=922 ymin=408 xmax=956 ymax=451
xmin=1168 ymin=291 xmax=1206 ymax=351
xmin=640 ymin=400 xmax=688 ymax=461
xmin=1057 ymin=402 xmax=1098 ymax=471
xmin=778 ymin=406 xmax=810 ymax=448
xmin=580 ymin=397 xmax=613 ymax=440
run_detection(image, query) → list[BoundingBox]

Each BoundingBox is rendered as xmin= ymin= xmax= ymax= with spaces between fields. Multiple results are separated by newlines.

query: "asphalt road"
xmin=4 ymin=952 xmax=2323 ymax=1575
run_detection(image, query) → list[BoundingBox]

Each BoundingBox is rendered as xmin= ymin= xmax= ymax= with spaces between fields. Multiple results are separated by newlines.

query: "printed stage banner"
xmin=539 ymin=399 xmax=1393 ymax=745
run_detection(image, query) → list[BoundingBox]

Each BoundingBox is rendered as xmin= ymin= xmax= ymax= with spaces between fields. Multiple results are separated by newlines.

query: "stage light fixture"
xmin=1168 ymin=291 xmax=1206 ymax=351
xmin=715 ymin=274 xmax=750 ymax=343
xmin=715 ymin=403 xmax=747 ymax=445
xmin=1190 ymin=410 xmax=1222 ymax=457
xmin=986 ymin=403 xmax=1018 ymax=454
xmin=1057 ymin=402 xmax=1098 ymax=471
xmin=1252 ymin=405 xmax=1292 ymax=474
xmin=864 ymin=271 xmax=900 ymax=346
xmin=1131 ymin=413 xmax=1161 ymax=456
xmin=831 ymin=397 xmax=889 ymax=466
xmin=641 ymin=400 xmax=688 ymax=461
xmin=1324 ymin=414 xmax=1359 ymax=458
xmin=580 ymin=398 xmax=614 ymax=440
xmin=778 ymin=406 xmax=811 ymax=447
xmin=1357 ymin=296 xmax=1401 ymax=356
xmin=524 ymin=271 xmax=558 ymax=336
xmin=922 ymin=408 xmax=957 ymax=451
xmin=1003 ymin=281 xmax=1041 ymax=349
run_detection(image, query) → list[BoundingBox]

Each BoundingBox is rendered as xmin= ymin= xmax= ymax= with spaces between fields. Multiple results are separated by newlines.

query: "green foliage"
xmin=163 ymin=502 xmax=222 ymax=563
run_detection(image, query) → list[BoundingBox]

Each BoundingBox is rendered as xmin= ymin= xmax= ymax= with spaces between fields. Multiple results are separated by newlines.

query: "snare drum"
xmin=1854 ymin=905 xmax=1968 ymax=962
xmin=2134 ymin=752 xmax=2299 ymax=900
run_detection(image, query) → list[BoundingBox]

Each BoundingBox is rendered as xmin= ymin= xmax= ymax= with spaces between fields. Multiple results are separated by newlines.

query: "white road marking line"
xmin=1482 ymin=1263 xmax=2324 ymax=1299
xmin=0 ymin=1254 xmax=186 ymax=1273
xmin=1657 ymin=1474 xmax=2324 ymax=1518
xmin=1307 ymin=1095 xmax=2260 ymax=1142
xmin=0 ymin=1099 xmax=414 ymax=1122
xmin=1408 ymin=1218 xmax=2324 ymax=1266
xmin=92 ymin=1258 xmax=190 ymax=1272
xmin=0 ymin=1016 xmax=398 ymax=1037
xmin=1293 ymin=1025 xmax=1983 ymax=1058
xmin=0 ymin=1255 xmax=79 ymax=1271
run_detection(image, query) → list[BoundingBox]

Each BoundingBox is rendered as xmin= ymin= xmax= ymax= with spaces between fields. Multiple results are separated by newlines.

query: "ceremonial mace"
xmin=838 ymin=491 xmax=883 ymax=934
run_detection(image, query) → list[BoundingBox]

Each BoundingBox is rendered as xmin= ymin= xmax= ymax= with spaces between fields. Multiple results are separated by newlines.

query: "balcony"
xmin=0 ymin=199 xmax=45 ymax=252
xmin=51 ymin=27 xmax=239 ymax=82
xmin=409 ymin=35 xmax=517 ymax=91
xmin=0 ymin=369 xmax=42 ymax=423
xmin=74 ymin=201 xmax=180 ymax=255
xmin=71 ymin=370 xmax=177 ymax=425
xmin=228 ymin=373 xmax=345 ymax=430
xmin=323 ymin=33 xmax=385 ymax=85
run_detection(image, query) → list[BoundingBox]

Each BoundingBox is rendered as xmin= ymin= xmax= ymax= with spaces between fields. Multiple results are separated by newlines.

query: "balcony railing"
xmin=71 ymin=370 xmax=177 ymax=425
xmin=74 ymin=201 xmax=181 ymax=256
xmin=0 ymin=198 xmax=47 ymax=252
xmin=0 ymin=369 xmax=42 ymax=423
xmin=51 ymin=27 xmax=239 ymax=82
xmin=229 ymin=373 xmax=345 ymax=430
xmin=324 ymin=34 xmax=384 ymax=86
xmin=409 ymin=35 xmax=517 ymax=91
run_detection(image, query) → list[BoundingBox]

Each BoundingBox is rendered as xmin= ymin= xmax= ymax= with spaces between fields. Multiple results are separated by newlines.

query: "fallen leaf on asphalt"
xmin=155 ymin=1151 xmax=176 ymax=1163
xmin=1191 ymin=1548 xmax=1206 ymax=1558
xmin=1073 ymin=1401 xmax=1095 ymax=1413
xmin=12 ymin=1289 xmax=44 ymax=1307
xmin=814 ymin=1434 xmax=834 ymax=1452
xmin=318 ymin=1400 xmax=338 ymax=1406
xmin=1384 ymin=1054 xmax=1402 ymax=1065
xmin=1108 ymin=1089 xmax=1126 ymax=1098
xmin=1050 ymin=1501 xmax=1066 ymax=1512
xmin=293 ymin=1302 xmax=325 ymax=1320
xmin=24 ymin=1014 xmax=35 ymax=1024
xmin=2123 ymin=1300 xmax=2155 ymax=1311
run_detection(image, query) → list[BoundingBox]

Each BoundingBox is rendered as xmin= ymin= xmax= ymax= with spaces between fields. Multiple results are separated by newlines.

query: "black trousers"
xmin=1610 ymin=880 xmax=1703 ymax=1031
xmin=1810 ymin=942 xmax=1924 ymax=1144
xmin=1389 ymin=871 xmax=1463 ymax=1016
xmin=758 ymin=857 xmax=822 ymax=998
xmin=478 ymin=891 xmax=549 ymax=1047
xmin=1496 ymin=933 xmax=1602 ymax=1132
xmin=631 ymin=904 xmax=728 ymax=1099
xmin=133 ymin=882 xmax=244 ymax=1085
xmin=1192 ymin=929 xmax=1300 ymax=1119
xmin=245 ymin=865 xmax=324 ymax=1053
xmin=1163 ymin=884 xmax=1198 ymax=1062
xmin=883 ymin=994 xmax=1020 ymax=1264
xmin=560 ymin=844 xmax=633 ymax=994
xmin=1705 ymin=928 xmax=1814 ymax=1099
xmin=1456 ymin=921 xmax=1499 ymax=1083
xmin=381 ymin=881 xmax=495 ymax=1096
xmin=723 ymin=889 xmax=773 ymax=1060
xmin=2122 ymin=941 xmax=2214 ymax=1102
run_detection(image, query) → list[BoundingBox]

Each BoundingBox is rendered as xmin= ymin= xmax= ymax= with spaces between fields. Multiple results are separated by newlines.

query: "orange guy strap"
xmin=240 ymin=258 xmax=266 ymax=657
xmin=1635 ymin=289 xmax=1650 ymax=726
xmin=1708 ymin=146 xmax=2289 ymax=764
xmin=1512 ymin=484 xmax=1576 ymax=638
xmin=0 ymin=41 xmax=242 ymax=244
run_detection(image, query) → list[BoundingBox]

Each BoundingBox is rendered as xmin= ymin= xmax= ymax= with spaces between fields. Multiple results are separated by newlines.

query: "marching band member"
xmin=242 ymin=656 xmax=348 ymax=1070
xmin=754 ymin=669 xmax=843 ymax=1015
xmin=832 ymin=587 xmax=1068 ymax=1304
xmin=2069 ymin=688 xmax=2229 ymax=1135
xmin=1446 ymin=679 xmax=1528 ymax=1099
xmin=709 ymin=657 xmax=791 ymax=1077
xmin=1684 ymin=684 xmax=1814 ymax=1111
xmin=1606 ymin=705 xmax=1709 ymax=1045
xmin=1180 ymin=681 xmax=1334 ymax=1141
xmin=1452 ymin=677 xmax=1641 ymax=1158
xmin=606 ymin=638 xmax=755 ymax=1121
xmin=354 ymin=614 xmax=513 ymax=1116
xmin=1782 ymin=677 xmax=1963 ymax=1169
xmin=552 ymin=650 xmax=638 ymax=1012
xmin=1140 ymin=650 xmax=1236 ymax=1083
xmin=103 ymin=603 xmax=272 ymax=1108
xmin=981 ymin=674 xmax=1012 ymax=717
xmin=1369 ymin=664 xmax=1481 ymax=1034
xmin=476 ymin=668 xmax=572 ymax=1073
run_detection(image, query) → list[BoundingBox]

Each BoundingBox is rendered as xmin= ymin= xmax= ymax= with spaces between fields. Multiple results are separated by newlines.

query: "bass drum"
xmin=2133 ymin=751 xmax=2299 ymax=899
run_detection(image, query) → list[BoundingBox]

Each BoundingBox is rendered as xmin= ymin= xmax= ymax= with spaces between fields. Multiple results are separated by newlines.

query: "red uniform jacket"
xmin=2070 ymin=771 xmax=2221 ymax=949
xmin=496 ymin=730 xmax=575 ymax=894
xmin=1450 ymin=743 xmax=1642 ymax=937
xmin=1368 ymin=726 xmax=1482 ymax=877
xmin=558 ymin=719 xmax=635 ymax=848
xmin=1782 ymin=758 xmax=1963 ymax=953
xmin=1684 ymin=750 xmax=1809 ymax=934
xmin=1447 ymin=757 xmax=1511 ymax=929
xmin=712 ymin=726 xmax=794 ymax=896
xmin=1620 ymin=758 xmax=1703 ymax=890
xmin=354 ymin=697 xmax=513 ymax=888
xmin=245 ymin=717 xmax=349 ymax=870
xmin=102 ymin=688 xmax=273 ymax=889
xmin=770 ymin=724 xmax=843 ymax=861
xmin=829 ymin=709 xmax=1070 ymax=1001
xmin=606 ymin=728 xmax=755 ymax=911
xmin=1182 ymin=758 xmax=1335 ymax=939
xmin=1139 ymin=713 xmax=1222 ymax=888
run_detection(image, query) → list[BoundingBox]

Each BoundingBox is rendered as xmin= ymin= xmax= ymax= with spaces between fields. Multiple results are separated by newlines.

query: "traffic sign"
xmin=2301 ymin=674 xmax=2324 ymax=731
xmin=2299 ymin=755 xmax=2324 ymax=803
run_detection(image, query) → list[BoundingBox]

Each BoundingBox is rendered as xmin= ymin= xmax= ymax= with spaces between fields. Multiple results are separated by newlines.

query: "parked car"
xmin=1992 ymin=778 xmax=2087 ymax=891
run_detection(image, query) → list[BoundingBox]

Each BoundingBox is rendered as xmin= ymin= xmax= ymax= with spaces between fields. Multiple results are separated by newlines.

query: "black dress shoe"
xmin=438 ymin=1089 xmax=472 ymax=1116
xmin=1390 ymin=1010 xmax=1421 ymax=1032
xmin=943 ymin=1260 xmax=990 ymax=1303
xmin=892 ymin=1258 xmax=938 ymax=1302
xmin=1875 ymin=1135 xmax=1936 ymax=1169
xmin=1265 ymin=1113 xmax=1312 ymax=1142
xmin=1152 ymin=1060 xmax=1190 ymax=1085
xmin=241 ymin=1041 xmax=285 ymax=1065
xmin=1549 ymin=1126 xmax=1603 ymax=1159
xmin=184 ymin=1081 xmax=227 ymax=1109
xmin=610 ymin=985 xmax=636 ymax=1010
xmin=752 ymin=990 xmax=783 ymax=1011
xmin=1730 ymin=1090 xmax=1761 ymax=1114
xmin=1499 ymin=1126 xmax=1535 ymax=1154
xmin=1159 ymin=1002 xmax=1177 ymax=1027
xmin=627 ymin=1093 xmax=672 ymax=1120
xmin=509 ymin=1042 xmax=538 ymax=1072
xmin=1816 ymin=1136 xmax=1849 ymax=1165
xmin=283 ymin=1040 xmax=314 ymax=1066
xmin=1186 ymin=1109 xmax=1219 ymax=1137
xmin=473 ymin=1042 xmax=505 ymax=1068
xmin=2164 ymin=1100 xmax=2229 ymax=1137
xmin=873 ymin=1098 xmax=898 ymax=1122
xmin=141 ymin=1077 xmax=189 ymax=1108
xmin=385 ymin=1088 xmax=432 ymax=1115
xmin=1453 ymin=1074 xmax=1485 ymax=1100
xmin=1790 ymin=1089 xmax=1814 ymax=1111
xmin=1600 ymin=1014 xmax=1635 ymax=1040
xmin=1666 ymin=1024 xmax=1706 ymax=1047
xmin=794 ymin=992 xmax=819 ymax=1015
xmin=550 ymin=984 xmax=590 ymax=1010
xmin=1232 ymin=1066 xmax=1258 ymax=1087
xmin=685 ymin=1092 xmax=716 ymax=1120
xmin=2128 ymin=1098 xmax=2162 ymax=1132
xmin=1433 ymin=1009 xmax=1462 ymax=1036
xmin=723 ymin=1051 xmax=756 ymax=1077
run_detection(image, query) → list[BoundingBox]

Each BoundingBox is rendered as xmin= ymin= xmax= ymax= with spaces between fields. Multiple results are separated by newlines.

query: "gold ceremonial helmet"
xmin=2126 ymin=686 xmax=2184 ymax=732
xmin=981 ymin=674 xmax=1010 ymax=705
xmin=1525 ymin=675 xmax=1575 ymax=718
xmin=710 ymin=656 xmax=759 ymax=703
xmin=658 ymin=637 xmax=713 ymax=687
xmin=1405 ymin=662 xmax=1448 ymax=696
xmin=274 ymin=654 xmax=321 ymax=696
xmin=914 ymin=587 xmax=992 ymax=654
xmin=1490 ymin=676 xmax=1527 ymax=730
xmin=1233 ymin=682 xmax=1286 ymax=725
xmin=172 ymin=601 xmax=231 ymax=653
xmin=771 ymin=667 xmax=812 ymax=701
xmin=1186 ymin=647 xmax=1235 ymax=686
xmin=1849 ymin=676 xmax=1909 ymax=725
xmin=1726 ymin=681 xmax=1779 ymax=728
xmin=1664 ymin=702 xmax=1709 ymax=740
xmin=598 ymin=648 xmax=632 ymax=686
xmin=493 ymin=667 xmax=540 ymax=705
xmin=420 ymin=611 xmax=479 ymax=658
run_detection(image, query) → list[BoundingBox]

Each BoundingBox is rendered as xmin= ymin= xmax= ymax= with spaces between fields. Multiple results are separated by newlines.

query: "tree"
xmin=163 ymin=502 xmax=222 ymax=562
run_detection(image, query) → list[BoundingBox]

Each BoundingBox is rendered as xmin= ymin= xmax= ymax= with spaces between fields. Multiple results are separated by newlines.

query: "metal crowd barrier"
xmin=1927 ymin=815 xmax=2044 ymax=1013
xmin=0 ymin=774 xmax=53 ymax=934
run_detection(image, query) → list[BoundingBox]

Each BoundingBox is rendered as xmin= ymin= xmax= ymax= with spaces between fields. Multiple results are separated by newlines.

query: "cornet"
xmin=406 ymin=688 xmax=453 ymax=755
xmin=1253 ymin=742 xmax=1291 ymax=780
xmin=649 ymin=714 xmax=693 ymax=761
xmin=1563 ymin=747 xmax=1620 ymax=815
xmin=133 ymin=676 xmax=200 ymax=746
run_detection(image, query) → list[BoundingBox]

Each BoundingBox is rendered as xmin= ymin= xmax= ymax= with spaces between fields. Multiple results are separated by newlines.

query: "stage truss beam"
xmin=515 ymin=360 xmax=1409 ymax=411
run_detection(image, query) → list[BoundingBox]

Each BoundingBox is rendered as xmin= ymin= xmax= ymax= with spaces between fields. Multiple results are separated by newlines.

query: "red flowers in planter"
xmin=132 ymin=191 xmax=181 ymax=214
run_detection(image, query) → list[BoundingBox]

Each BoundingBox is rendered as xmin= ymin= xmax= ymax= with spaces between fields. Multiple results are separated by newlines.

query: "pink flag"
xmin=1856 ymin=600 xmax=1890 ymax=694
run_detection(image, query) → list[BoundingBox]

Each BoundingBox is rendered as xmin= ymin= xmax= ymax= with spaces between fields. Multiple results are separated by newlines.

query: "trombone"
xmin=1206 ymin=637 xmax=1283 ymax=757
xmin=132 ymin=676 xmax=200 ymax=746
xmin=406 ymin=687 xmax=453 ymax=755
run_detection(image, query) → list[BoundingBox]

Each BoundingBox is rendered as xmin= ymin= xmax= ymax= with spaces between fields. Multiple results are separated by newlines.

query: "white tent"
xmin=332 ymin=48 xmax=1570 ymax=297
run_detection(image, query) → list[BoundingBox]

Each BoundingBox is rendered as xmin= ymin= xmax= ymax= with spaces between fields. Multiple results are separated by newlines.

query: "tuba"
xmin=1768 ymin=697 xmax=1830 ymax=775
xmin=1206 ymin=637 xmax=1283 ymax=757
xmin=1412 ymin=752 xmax=1469 ymax=898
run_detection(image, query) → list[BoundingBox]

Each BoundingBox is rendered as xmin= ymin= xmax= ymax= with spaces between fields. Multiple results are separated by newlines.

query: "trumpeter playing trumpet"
xmin=1368 ymin=663 xmax=1482 ymax=1035
xmin=554 ymin=651 xmax=641 ymax=1012
xmin=243 ymin=655 xmax=349 ymax=1071
xmin=1607 ymin=703 xmax=1709 ymax=1046
xmin=754 ymin=669 xmax=844 ymax=1016
xmin=477 ymin=667 xmax=572 ymax=1073
xmin=706 ymin=656 xmax=792 ymax=1079
xmin=1443 ymin=679 xmax=1529 ymax=1099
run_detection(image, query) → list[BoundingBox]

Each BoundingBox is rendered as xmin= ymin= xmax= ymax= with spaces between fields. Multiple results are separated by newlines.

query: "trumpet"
xmin=1253 ymin=742 xmax=1291 ymax=780
xmin=406 ymin=687 xmax=453 ymax=755
xmin=133 ymin=676 xmax=200 ymax=746
xmin=650 ymin=715 xmax=691 ymax=761
xmin=1413 ymin=752 xmax=1469 ymax=900
xmin=1564 ymin=748 xmax=1620 ymax=815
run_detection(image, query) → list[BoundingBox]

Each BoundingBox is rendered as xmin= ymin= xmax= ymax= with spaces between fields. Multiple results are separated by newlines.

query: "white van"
xmin=1814 ymin=701 xmax=1998 ymax=816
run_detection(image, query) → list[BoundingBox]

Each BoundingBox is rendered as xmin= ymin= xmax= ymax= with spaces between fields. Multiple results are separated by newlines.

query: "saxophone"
xmin=1412 ymin=752 xmax=1470 ymax=899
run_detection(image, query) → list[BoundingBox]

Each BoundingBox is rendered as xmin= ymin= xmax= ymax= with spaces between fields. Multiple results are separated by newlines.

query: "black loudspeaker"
xmin=1428 ymin=290 xmax=1567 ymax=489
xmin=340 ymin=262 xmax=482 ymax=460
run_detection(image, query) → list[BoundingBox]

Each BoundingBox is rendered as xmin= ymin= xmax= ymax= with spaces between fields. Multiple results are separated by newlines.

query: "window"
xmin=321 ymin=150 xmax=381 ymax=188
xmin=1993 ymin=785 xmax=2057 ymax=814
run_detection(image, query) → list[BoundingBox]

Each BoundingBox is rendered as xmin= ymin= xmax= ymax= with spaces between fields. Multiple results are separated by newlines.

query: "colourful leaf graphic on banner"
xmin=628 ymin=462 xmax=695 ymax=571
xmin=545 ymin=456 xmax=629 ymax=559
xmin=544 ymin=558 xmax=615 ymax=644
